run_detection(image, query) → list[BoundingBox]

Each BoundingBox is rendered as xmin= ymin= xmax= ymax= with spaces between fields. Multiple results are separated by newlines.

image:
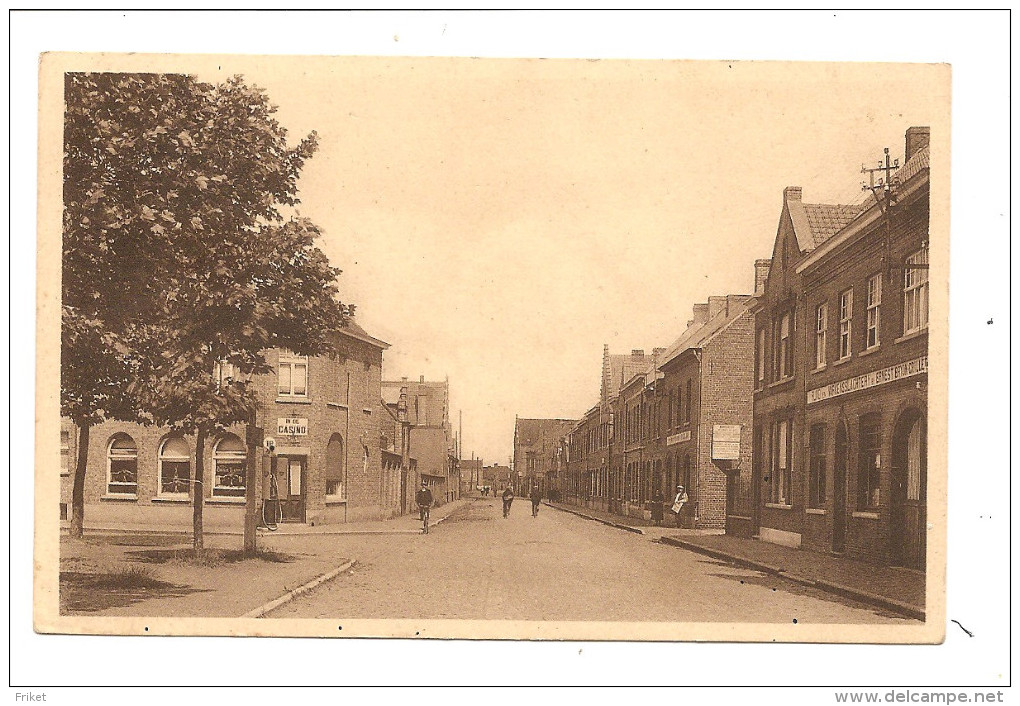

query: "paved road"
xmin=267 ymin=497 xmax=913 ymax=623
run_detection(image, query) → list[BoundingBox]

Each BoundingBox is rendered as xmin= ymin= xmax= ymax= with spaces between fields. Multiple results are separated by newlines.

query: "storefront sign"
xmin=666 ymin=430 xmax=692 ymax=446
xmin=712 ymin=425 xmax=741 ymax=460
xmin=807 ymin=355 xmax=928 ymax=405
xmin=277 ymin=417 xmax=308 ymax=436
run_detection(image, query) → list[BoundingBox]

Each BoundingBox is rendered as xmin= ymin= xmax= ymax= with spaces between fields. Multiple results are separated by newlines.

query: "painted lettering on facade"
xmin=666 ymin=430 xmax=692 ymax=446
xmin=807 ymin=355 xmax=928 ymax=405
xmin=277 ymin=417 xmax=309 ymax=436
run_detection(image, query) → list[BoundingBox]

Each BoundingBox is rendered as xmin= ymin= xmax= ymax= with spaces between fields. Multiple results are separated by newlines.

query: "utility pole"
xmin=861 ymin=146 xmax=929 ymax=280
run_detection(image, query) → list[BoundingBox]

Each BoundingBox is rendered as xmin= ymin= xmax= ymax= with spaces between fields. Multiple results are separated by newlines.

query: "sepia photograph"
xmin=13 ymin=8 xmax=1010 ymax=695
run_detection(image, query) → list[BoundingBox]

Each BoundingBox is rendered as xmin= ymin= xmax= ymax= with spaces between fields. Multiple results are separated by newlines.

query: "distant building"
xmin=460 ymin=458 xmax=483 ymax=492
xmin=513 ymin=418 xmax=577 ymax=496
xmin=382 ymin=376 xmax=458 ymax=505
xmin=482 ymin=464 xmax=511 ymax=492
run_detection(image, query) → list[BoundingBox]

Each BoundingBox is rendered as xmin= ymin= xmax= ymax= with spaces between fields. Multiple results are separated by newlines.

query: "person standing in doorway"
xmin=671 ymin=485 xmax=688 ymax=528
xmin=530 ymin=484 xmax=543 ymax=517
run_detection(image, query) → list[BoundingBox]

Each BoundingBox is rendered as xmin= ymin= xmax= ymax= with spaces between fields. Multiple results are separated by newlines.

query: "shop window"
xmin=808 ymin=424 xmax=827 ymax=508
xmin=815 ymin=304 xmax=827 ymax=369
xmin=213 ymin=434 xmax=246 ymax=498
xmin=61 ymin=430 xmax=71 ymax=476
xmin=839 ymin=289 xmax=853 ymax=359
xmin=107 ymin=434 xmax=138 ymax=496
xmin=159 ymin=437 xmax=192 ymax=498
xmin=857 ymin=414 xmax=882 ymax=509
xmin=278 ymin=352 xmax=308 ymax=398
xmin=903 ymin=245 xmax=929 ymax=334
xmin=770 ymin=419 xmax=792 ymax=505
xmin=866 ymin=274 xmax=882 ymax=349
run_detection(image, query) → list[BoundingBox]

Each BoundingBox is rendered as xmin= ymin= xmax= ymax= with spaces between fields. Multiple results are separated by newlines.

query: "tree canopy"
xmin=62 ymin=72 xmax=351 ymax=538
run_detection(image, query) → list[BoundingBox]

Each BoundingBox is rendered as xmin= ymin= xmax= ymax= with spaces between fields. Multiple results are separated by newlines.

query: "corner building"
xmin=753 ymin=127 xmax=930 ymax=569
xmin=61 ymin=320 xmax=395 ymax=528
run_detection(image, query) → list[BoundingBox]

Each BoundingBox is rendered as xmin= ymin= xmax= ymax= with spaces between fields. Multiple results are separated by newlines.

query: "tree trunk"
xmin=69 ymin=423 xmax=91 ymax=539
xmin=193 ymin=426 xmax=207 ymax=553
xmin=243 ymin=414 xmax=259 ymax=556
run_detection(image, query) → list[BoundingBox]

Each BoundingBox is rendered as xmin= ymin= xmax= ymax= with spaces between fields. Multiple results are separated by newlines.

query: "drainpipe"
xmin=344 ymin=372 xmax=351 ymax=523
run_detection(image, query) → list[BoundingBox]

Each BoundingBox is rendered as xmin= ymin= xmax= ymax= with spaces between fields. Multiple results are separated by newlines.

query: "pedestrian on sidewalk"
xmin=651 ymin=488 xmax=664 ymax=526
xmin=530 ymin=485 xmax=543 ymax=517
xmin=502 ymin=485 xmax=514 ymax=518
xmin=671 ymin=485 xmax=688 ymax=528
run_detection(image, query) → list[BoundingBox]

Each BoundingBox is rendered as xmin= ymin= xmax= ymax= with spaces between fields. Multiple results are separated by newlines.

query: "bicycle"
xmin=262 ymin=470 xmax=282 ymax=531
xmin=420 ymin=505 xmax=431 ymax=534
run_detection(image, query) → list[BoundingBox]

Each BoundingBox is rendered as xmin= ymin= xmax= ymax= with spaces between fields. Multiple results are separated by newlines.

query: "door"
xmin=281 ymin=457 xmax=306 ymax=522
xmin=832 ymin=423 xmax=848 ymax=553
xmin=892 ymin=413 xmax=926 ymax=570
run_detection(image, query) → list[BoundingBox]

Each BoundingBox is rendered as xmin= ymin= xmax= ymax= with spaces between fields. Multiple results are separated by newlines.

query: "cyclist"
xmin=501 ymin=485 xmax=514 ymax=519
xmin=416 ymin=480 xmax=434 ymax=534
xmin=530 ymin=484 xmax=543 ymax=517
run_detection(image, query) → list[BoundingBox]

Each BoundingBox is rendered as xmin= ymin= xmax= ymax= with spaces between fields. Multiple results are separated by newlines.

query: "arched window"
xmin=107 ymin=434 xmax=138 ymax=496
xmin=159 ymin=437 xmax=191 ymax=498
xmin=213 ymin=434 xmax=246 ymax=498
xmin=325 ymin=434 xmax=344 ymax=499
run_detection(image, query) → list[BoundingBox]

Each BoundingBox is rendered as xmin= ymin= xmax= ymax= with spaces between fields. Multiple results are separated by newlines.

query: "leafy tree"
xmin=62 ymin=73 xmax=349 ymax=545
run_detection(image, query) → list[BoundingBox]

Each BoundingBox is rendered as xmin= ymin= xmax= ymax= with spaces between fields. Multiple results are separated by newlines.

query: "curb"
xmin=243 ymin=559 xmax=357 ymax=618
xmin=659 ymin=536 xmax=925 ymax=621
xmin=546 ymin=502 xmax=646 ymax=535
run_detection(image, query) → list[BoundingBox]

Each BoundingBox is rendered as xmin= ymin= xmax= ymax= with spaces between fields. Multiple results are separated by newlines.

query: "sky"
xmin=210 ymin=57 xmax=947 ymax=464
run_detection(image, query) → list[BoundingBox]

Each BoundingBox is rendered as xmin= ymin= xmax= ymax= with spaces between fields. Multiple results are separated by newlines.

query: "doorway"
xmin=280 ymin=456 xmax=306 ymax=522
xmin=891 ymin=411 xmax=926 ymax=570
xmin=832 ymin=422 xmax=848 ymax=553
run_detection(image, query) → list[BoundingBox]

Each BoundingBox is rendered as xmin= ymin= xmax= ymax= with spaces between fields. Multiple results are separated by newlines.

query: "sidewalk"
xmin=547 ymin=500 xmax=925 ymax=621
xmin=61 ymin=497 xmax=469 ymax=537
xmin=59 ymin=499 xmax=471 ymax=619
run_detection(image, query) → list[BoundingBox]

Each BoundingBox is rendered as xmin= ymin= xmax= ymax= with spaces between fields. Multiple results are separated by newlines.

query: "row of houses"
xmin=547 ymin=127 xmax=930 ymax=570
xmin=60 ymin=318 xmax=462 ymax=529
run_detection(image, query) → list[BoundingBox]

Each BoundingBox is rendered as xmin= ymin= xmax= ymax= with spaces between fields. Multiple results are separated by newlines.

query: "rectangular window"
xmin=858 ymin=414 xmax=882 ymax=509
xmin=866 ymin=274 xmax=882 ymax=349
xmin=60 ymin=430 xmax=71 ymax=476
xmin=815 ymin=304 xmax=827 ymax=369
xmin=214 ymin=360 xmax=235 ymax=390
xmin=756 ymin=327 xmax=766 ymax=387
xmin=808 ymin=424 xmax=827 ymax=508
xmin=903 ymin=245 xmax=930 ymax=334
xmin=684 ymin=380 xmax=692 ymax=424
xmin=778 ymin=312 xmax=792 ymax=378
xmin=770 ymin=419 xmax=792 ymax=505
xmin=839 ymin=290 xmax=853 ymax=359
xmin=278 ymin=353 xmax=308 ymax=397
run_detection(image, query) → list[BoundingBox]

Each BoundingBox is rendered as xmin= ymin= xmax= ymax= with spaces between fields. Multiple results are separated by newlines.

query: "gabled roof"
xmin=515 ymin=418 xmax=577 ymax=447
xmin=660 ymin=295 xmax=755 ymax=370
xmin=602 ymin=353 xmax=651 ymax=400
xmin=340 ymin=317 xmax=390 ymax=350
xmin=788 ymin=197 xmax=865 ymax=253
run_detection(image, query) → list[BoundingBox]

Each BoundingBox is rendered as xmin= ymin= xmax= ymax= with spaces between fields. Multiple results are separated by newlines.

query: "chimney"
xmin=686 ymin=319 xmax=694 ymax=328
xmin=754 ymin=258 xmax=772 ymax=294
xmin=708 ymin=296 xmax=727 ymax=320
xmin=692 ymin=303 xmax=709 ymax=326
xmin=653 ymin=347 xmax=666 ymax=358
xmin=905 ymin=126 xmax=930 ymax=161
xmin=784 ymin=186 xmax=802 ymax=203
xmin=419 ymin=375 xmax=425 ymax=383
xmin=631 ymin=349 xmax=645 ymax=359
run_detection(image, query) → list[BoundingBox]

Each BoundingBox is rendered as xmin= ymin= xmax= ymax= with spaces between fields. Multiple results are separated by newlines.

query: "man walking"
xmin=502 ymin=485 xmax=514 ymax=518
xmin=530 ymin=484 xmax=543 ymax=517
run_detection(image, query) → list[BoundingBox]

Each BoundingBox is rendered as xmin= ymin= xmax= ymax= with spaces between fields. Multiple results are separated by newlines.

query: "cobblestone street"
xmin=267 ymin=498 xmax=915 ymax=623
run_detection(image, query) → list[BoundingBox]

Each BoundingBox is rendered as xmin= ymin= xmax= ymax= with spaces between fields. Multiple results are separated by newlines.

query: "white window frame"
xmin=214 ymin=360 xmax=236 ymax=391
xmin=814 ymin=304 xmax=827 ymax=369
xmin=107 ymin=434 xmax=139 ymax=496
xmin=756 ymin=327 xmax=765 ymax=388
xmin=61 ymin=429 xmax=71 ymax=476
xmin=212 ymin=434 xmax=247 ymax=498
xmin=158 ymin=437 xmax=192 ymax=499
xmin=278 ymin=352 xmax=309 ymax=398
xmin=771 ymin=419 xmax=791 ymax=505
xmin=903 ymin=246 xmax=929 ymax=334
xmin=778 ymin=312 xmax=791 ymax=379
xmin=839 ymin=289 xmax=853 ymax=360
xmin=866 ymin=273 xmax=882 ymax=349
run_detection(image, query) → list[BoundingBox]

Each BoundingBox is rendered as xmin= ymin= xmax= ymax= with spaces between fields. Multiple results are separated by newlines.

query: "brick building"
xmin=60 ymin=319 xmax=396 ymax=528
xmin=513 ymin=418 xmax=577 ymax=496
xmin=482 ymin=463 xmax=512 ymax=492
xmin=752 ymin=127 xmax=930 ymax=570
xmin=381 ymin=376 xmax=459 ymax=505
